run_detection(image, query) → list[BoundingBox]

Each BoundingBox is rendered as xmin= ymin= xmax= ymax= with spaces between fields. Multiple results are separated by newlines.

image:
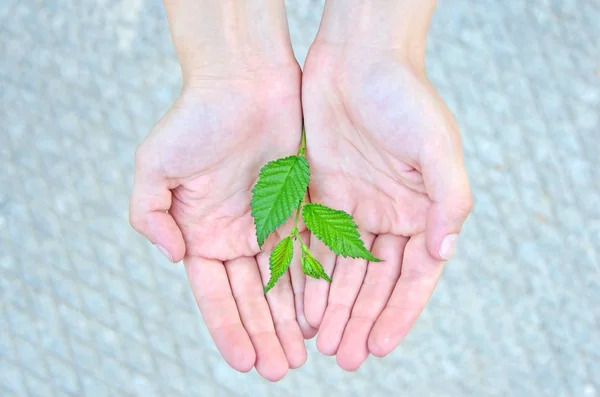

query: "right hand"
xmin=129 ymin=62 xmax=315 ymax=381
xmin=299 ymin=0 xmax=472 ymax=370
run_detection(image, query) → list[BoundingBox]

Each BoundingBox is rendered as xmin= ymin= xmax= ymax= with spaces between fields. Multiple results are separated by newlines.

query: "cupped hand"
xmin=129 ymin=63 xmax=315 ymax=381
xmin=301 ymin=44 xmax=473 ymax=370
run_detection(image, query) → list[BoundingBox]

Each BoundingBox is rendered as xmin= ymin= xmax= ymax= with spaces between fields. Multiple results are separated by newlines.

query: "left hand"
xmin=129 ymin=0 xmax=316 ymax=381
xmin=130 ymin=61 xmax=314 ymax=381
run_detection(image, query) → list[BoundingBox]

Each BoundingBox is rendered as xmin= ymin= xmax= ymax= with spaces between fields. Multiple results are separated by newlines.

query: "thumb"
xmin=421 ymin=131 xmax=473 ymax=261
xmin=129 ymin=146 xmax=186 ymax=263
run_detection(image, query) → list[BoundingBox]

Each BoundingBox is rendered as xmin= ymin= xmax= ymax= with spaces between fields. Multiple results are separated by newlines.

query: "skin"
xmin=302 ymin=0 xmax=473 ymax=370
xmin=130 ymin=64 xmax=316 ymax=381
xmin=130 ymin=0 xmax=473 ymax=380
xmin=129 ymin=0 xmax=314 ymax=382
xmin=302 ymin=45 xmax=473 ymax=370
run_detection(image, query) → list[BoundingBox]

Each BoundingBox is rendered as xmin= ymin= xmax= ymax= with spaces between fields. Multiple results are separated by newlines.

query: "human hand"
xmin=129 ymin=0 xmax=315 ymax=381
xmin=129 ymin=65 xmax=316 ymax=381
xmin=301 ymin=0 xmax=473 ymax=370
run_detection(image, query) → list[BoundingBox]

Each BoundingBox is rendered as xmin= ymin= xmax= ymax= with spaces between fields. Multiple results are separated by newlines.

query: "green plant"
xmin=251 ymin=128 xmax=380 ymax=293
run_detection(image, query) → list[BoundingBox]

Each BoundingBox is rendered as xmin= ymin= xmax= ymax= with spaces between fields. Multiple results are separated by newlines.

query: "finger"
xmin=336 ymin=234 xmax=407 ymax=371
xmin=129 ymin=145 xmax=185 ymax=262
xmin=289 ymin=230 xmax=318 ymax=339
xmin=184 ymin=256 xmax=255 ymax=372
xmin=257 ymin=246 xmax=307 ymax=369
xmin=316 ymin=230 xmax=376 ymax=356
xmin=225 ymin=257 xmax=288 ymax=382
xmin=368 ymin=233 xmax=444 ymax=357
xmin=303 ymin=235 xmax=337 ymax=328
xmin=421 ymin=128 xmax=473 ymax=261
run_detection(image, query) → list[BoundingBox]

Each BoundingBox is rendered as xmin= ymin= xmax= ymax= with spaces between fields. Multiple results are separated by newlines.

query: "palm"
xmin=301 ymin=47 xmax=470 ymax=370
xmin=153 ymin=87 xmax=301 ymax=261
xmin=303 ymin=98 xmax=431 ymax=237
xmin=304 ymin=53 xmax=457 ymax=232
xmin=131 ymin=67 xmax=313 ymax=381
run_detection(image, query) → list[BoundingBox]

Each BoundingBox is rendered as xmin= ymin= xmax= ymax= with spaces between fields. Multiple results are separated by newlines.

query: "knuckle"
xmin=128 ymin=209 xmax=146 ymax=233
xmin=456 ymin=192 xmax=474 ymax=217
xmin=133 ymin=143 xmax=150 ymax=168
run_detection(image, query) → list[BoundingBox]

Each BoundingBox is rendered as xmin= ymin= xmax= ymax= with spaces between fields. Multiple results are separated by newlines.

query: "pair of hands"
xmin=129 ymin=41 xmax=472 ymax=381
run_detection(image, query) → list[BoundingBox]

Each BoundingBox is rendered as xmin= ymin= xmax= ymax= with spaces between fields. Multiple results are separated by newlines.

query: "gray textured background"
xmin=1 ymin=0 xmax=599 ymax=396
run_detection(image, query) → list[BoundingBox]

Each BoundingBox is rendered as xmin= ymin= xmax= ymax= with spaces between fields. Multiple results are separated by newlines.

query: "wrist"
xmin=163 ymin=0 xmax=297 ymax=81
xmin=313 ymin=0 xmax=437 ymax=66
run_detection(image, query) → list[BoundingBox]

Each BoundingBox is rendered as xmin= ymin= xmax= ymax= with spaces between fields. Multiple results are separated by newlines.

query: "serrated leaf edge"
xmin=264 ymin=236 xmax=295 ymax=293
xmin=300 ymin=245 xmax=332 ymax=282
xmin=302 ymin=203 xmax=381 ymax=262
xmin=250 ymin=155 xmax=310 ymax=248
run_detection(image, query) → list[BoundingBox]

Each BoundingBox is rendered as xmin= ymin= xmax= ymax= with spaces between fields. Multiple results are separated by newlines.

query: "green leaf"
xmin=264 ymin=237 xmax=295 ymax=293
xmin=251 ymin=155 xmax=310 ymax=248
xmin=301 ymin=245 xmax=331 ymax=282
xmin=302 ymin=203 xmax=381 ymax=262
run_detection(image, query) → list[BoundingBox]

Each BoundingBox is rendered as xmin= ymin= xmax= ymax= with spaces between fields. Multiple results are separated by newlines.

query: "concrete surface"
xmin=1 ymin=0 xmax=599 ymax=396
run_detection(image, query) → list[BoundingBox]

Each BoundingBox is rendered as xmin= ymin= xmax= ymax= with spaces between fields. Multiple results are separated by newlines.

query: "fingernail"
xmin=155 ymin=244 xmax=173 ymax=262
xmin=439 ymin=234 xmax=458 ymax=260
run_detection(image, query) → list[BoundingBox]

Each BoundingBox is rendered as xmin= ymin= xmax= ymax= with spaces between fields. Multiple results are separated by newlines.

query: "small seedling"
xmin=250 ymin=128 xmax=380 ymax=293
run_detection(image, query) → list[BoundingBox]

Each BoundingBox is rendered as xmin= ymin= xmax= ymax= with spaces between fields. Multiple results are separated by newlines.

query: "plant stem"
xmin=293 ymin=200 xmax=302 ymax=228
xmin=291 ymin=199 xmax=304 ymax=241
xmin=293 ymin=126 xmax=307 ymax=246
xmin=297 ymin=125 xmax=307 ymax=157
xmin=291 ymin=198 xmax=311 ymax=256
